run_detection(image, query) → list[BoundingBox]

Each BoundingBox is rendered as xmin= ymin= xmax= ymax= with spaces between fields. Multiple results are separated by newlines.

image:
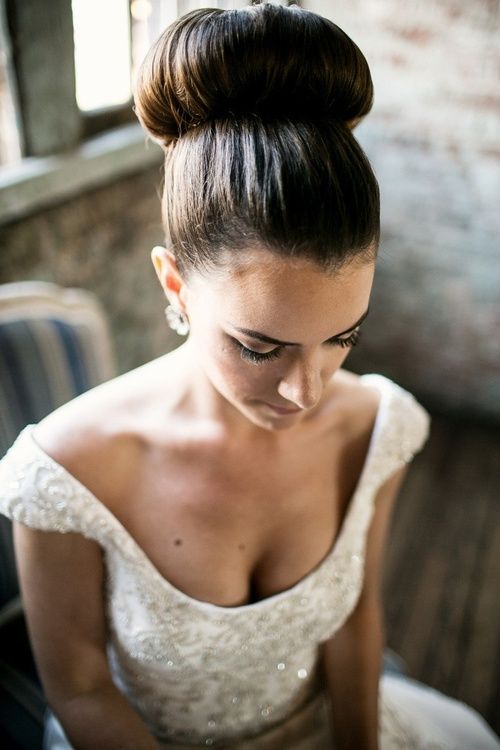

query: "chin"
xmin=209 ymin=374 xmax=299 ymax=432
xmin=240 ymin=401 xmax=301 ymax=433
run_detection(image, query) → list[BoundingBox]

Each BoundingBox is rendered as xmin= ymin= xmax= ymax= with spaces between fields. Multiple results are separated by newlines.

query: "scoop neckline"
xmin=22 ymin=373 xmax=392 ymax=615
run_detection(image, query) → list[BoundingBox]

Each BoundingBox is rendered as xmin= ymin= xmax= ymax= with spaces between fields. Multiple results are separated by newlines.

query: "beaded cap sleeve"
xmin=0 ymin=373 xmax=435 ymax=749
xmin=0 ymin=429 xmax=119 ymax=547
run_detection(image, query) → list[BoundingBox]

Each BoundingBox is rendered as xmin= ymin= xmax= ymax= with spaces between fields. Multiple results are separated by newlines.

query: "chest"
xmin=104 ymin=430 xmax=369 ymax=607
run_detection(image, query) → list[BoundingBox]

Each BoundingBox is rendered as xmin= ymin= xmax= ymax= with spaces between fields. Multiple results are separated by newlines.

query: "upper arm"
xmin=14 ymin=408 xmax=139 ymax=708
xmin=321 ymin=462 xmax=410 ymax=673
xmin=13 ymin=521 xmax=111 ymax=705
xmin=355 ymin=462 xmax=410 ymax=613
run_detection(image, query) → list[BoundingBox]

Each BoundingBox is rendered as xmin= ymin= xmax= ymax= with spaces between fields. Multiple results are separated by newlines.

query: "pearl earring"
xmin=164 ymin=304 xmax=190 ymax=336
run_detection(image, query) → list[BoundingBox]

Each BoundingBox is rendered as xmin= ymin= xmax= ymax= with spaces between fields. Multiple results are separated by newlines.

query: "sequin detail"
xmin=0 ymin=374 xmax=433 ymax=748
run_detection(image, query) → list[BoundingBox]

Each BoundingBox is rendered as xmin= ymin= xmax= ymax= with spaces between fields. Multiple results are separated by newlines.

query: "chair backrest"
xmin=0 ymin=281 xmax=117 ymax=611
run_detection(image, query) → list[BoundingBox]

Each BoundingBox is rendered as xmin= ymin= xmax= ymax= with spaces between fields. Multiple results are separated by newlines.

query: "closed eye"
xmin=236 ymin=344 xmax=282 ymax=364
xmin=332 ymin=328 xmax=361 ymax=348
xmin=231 ymin=328 xmax=362 ymax=365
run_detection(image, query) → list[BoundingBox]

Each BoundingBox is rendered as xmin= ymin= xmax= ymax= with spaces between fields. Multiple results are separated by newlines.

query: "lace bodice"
xmin=0 ymin=373 xmax=432 ymax=748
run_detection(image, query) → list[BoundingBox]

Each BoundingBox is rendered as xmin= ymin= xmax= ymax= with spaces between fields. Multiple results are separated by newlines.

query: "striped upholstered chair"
xmin=0 ymin=281 xmax=116 ymax=749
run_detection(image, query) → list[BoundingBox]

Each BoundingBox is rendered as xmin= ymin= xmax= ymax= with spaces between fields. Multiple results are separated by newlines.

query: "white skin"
xmin=152 ymin=245 xmax=376 ymax=438
xmin=17 ymin=242 xmax=385 ymax=750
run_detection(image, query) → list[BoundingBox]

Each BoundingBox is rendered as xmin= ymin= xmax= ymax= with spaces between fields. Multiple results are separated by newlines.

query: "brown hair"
xmin=134 ymin=1 xmax=379 ymax=278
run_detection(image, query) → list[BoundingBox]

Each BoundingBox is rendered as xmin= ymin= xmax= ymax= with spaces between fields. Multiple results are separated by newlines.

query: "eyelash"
xmin=234 ymin=329 xmax=362 ymax=365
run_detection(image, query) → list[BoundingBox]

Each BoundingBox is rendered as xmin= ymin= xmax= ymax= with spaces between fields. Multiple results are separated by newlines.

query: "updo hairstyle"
xmin=134 ymin=1 xmax=379 ymax=279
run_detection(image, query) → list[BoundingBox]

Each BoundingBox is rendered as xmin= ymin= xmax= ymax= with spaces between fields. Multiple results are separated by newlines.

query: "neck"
xmin=168 ymin=338 xmax=295 ymax=446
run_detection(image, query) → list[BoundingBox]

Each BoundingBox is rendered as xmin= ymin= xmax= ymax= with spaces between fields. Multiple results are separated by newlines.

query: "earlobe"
xmin=152 ymin=248 xmax=190 ymax=335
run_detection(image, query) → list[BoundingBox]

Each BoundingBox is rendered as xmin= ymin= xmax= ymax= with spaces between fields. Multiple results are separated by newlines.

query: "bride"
xmin=1 ymin=3 xmax=499 ymax=748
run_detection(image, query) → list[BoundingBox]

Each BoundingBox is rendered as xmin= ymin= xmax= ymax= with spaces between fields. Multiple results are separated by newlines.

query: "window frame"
xmin=0 ymin=0 xmax=162 ymax=226
xmin=0 ymin=0 xmax=294 ymax=225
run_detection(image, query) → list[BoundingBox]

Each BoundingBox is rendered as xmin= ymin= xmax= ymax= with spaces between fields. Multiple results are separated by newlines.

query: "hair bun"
xmin=134 ymin=4 xmax=373 ymax=147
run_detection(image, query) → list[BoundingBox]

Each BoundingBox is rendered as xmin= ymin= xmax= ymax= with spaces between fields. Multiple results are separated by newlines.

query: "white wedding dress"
xmin=1 ymin=373 xmax=498 ymax=749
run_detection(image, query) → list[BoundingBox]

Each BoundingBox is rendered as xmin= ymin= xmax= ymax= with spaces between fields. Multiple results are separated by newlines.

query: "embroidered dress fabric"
xmin=1 ymin=373 xmax=499 ymax=750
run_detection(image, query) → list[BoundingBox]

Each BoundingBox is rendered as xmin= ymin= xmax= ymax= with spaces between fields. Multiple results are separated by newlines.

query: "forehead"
xmin=190 ymin=250 xmax=375 ymax=337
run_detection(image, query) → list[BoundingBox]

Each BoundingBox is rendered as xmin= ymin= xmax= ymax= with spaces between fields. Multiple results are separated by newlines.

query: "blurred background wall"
xmin=0 ymin=0 xmax=499 ymax=420
xmin=312 ymin=0 xmax=500 ymax=423
xmin=0 ymin=166 xmax=174 ymax=374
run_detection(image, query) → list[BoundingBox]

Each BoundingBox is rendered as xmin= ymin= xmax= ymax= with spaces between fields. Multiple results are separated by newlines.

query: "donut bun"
xmin=134 ymin=3 xmax=373 ymax=148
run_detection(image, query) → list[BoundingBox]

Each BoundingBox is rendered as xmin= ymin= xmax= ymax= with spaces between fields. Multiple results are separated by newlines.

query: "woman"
xmin=1 ymin=3 xmax=499 ymax=749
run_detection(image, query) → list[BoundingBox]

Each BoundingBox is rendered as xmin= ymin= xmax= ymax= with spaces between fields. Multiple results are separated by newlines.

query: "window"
xmin=0 ymin=2 xmax=22 ymax=166
xmin=72 ymin=0 xmax=132 ymax=112
xmin=0 ymin=0 xmax=291 ymax=165
xmin=0 ymin=0 xmax=294 ymax=225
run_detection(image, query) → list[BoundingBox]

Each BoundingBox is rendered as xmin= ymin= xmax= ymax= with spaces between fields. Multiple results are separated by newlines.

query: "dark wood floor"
xmin=382 ymin=411 xmax=500 ymax=736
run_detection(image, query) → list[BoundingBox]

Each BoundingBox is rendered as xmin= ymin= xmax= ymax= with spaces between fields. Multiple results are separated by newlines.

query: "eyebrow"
xmin=228 ymin=307 xmax=370 ymax=347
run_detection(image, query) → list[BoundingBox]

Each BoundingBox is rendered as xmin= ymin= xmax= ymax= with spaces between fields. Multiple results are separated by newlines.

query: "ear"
xmin=151 ymin=246 xmax=187 ymax=309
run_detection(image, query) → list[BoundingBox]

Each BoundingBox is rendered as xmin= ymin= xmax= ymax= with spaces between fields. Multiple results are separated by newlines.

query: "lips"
xmin=263 ymin=402 xmax=302 ymax=415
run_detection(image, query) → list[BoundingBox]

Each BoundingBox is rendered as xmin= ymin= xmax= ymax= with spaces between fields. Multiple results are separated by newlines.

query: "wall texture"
xmin=0 ymin=166 xmax=180 ymax=375
xmin=305 ymin=0 xmax=500 ymax=421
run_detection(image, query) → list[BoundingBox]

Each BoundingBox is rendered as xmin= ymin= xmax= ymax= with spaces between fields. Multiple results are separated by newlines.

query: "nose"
xmin=277 ymin=352 xmax=324 ymax=410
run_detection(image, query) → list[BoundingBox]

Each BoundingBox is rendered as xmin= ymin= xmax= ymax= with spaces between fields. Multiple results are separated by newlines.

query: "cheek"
xmin=210 ymin=339 xmax=273 ymax=395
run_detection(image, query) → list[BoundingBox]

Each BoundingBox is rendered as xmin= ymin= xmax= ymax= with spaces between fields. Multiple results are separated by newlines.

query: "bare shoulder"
xmin=31 ymin=353 xmax=180 ymax=504
xmin=34 ymin=375 xmax=134 ymax=461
